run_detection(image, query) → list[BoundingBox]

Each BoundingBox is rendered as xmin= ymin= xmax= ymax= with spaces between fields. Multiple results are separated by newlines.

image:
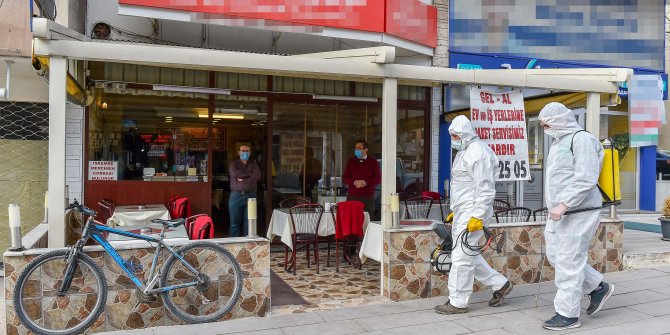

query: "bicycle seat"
xmin=151 ymin=218 xmax=185 ymax=228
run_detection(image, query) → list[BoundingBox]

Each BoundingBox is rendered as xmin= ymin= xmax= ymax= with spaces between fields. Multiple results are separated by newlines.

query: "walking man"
xmin=434 ymin=115 xmax=513 ymax=315
xmin=539 ymin=103 xmax=614 ymax=330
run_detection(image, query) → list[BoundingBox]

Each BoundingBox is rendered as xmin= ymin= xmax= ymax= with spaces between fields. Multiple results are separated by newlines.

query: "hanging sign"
xmin=88 ymin=161 xmax=118 ymax=181
xmin=469 ymin=87 xmax=530 ymax=181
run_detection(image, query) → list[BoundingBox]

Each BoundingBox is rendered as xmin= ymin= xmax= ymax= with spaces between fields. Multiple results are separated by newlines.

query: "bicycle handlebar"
xmin=66 ymin=199 xmax=97 ymax=218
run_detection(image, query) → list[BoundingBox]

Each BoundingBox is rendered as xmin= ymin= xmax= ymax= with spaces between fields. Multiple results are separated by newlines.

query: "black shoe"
xmin=489 ymin=280 xmax=513 ymax=307
xmin=434 ymin=301 xmax=468 ymax=315
xmin=542 ymin=313 xmax=581 ymax=330
xmin=586 ymin=282 xmax=614 ymax=316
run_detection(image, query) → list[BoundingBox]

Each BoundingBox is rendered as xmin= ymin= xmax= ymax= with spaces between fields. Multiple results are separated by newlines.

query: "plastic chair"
xmin=285 ymin=203 xmax=325 ymax=275
xmin=327 ymin=202 xmax=365 ymax=272
xmin=278 ymin=196 xmax=311 ymax=209
xmin=404 ymin=196 xmax=433 ymax=219
xmin=495 ymin=207 xmax=532 ymax=223
xmin=533 ymin=208 xmax=548 ymax=222
xmin=493 ymin=199 xmax=511 ymax=211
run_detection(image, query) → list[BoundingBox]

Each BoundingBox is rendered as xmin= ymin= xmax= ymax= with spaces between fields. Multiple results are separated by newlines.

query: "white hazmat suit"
xmin=539 ymin=103 xmax=604 ymax=318
xmin=447 ymin=115 xmax=508 ymax=308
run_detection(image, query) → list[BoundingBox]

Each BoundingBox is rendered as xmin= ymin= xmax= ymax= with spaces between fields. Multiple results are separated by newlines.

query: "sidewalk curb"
xmin=624 ymin=252 xmax=670 ymax=270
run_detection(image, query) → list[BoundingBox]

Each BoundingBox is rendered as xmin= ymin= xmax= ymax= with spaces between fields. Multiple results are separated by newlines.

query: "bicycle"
xmin=13 ymin=200 xmax=243 ymax=335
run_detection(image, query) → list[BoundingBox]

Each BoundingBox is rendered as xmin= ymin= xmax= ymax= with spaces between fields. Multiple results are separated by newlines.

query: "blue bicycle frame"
xmin=78 ymin=219 xmax=202 ymax=295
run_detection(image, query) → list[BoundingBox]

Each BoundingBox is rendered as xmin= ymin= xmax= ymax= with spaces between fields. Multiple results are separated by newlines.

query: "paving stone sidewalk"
xmin=106 ymin=265 xmax=670 ymax=335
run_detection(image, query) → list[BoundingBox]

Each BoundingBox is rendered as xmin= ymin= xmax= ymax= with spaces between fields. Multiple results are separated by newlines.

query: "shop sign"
xmin=89 ymin=161 xmax=118 ymax=181
xmin=469 ymin=87 xmax=531 ymax=181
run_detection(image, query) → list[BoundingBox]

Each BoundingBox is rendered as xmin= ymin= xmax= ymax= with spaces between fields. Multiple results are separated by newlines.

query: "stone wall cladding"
xmin=4 ymin=238 xmax=270 ymax=334
xmin=383 ymin=221 xmax=623 ymax=301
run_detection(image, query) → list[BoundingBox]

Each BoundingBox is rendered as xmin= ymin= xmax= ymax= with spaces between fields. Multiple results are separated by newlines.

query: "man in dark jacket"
xmin=343 ymin=140 xmax=381 ymax=215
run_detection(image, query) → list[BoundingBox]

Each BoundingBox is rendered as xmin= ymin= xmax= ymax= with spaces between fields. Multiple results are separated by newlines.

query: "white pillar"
xmin=381 ymin=78 xmax=398 ymax=229
xmin=380 ymin=77 xmax=397 ymax=297
xmin=585 ymin=92 xmax=600 ymax=139
xmin=48 ymin=56 xmax=67 ymax=247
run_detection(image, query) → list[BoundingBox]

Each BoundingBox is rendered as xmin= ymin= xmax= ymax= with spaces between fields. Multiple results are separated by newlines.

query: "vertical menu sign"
xmin=469 ymin=87 xmax=530 ymax=181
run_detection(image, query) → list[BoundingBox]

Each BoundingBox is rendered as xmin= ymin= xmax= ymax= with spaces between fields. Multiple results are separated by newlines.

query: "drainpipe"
xmin=0 ymin=60 xmax=14 ymax=100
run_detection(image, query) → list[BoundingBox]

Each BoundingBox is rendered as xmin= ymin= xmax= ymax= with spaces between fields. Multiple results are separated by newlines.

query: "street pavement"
xmin=104 ymin=265 xmax=670 ymax=335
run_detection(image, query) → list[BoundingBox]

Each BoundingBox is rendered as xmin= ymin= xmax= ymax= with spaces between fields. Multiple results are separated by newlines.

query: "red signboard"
xmin=119 ymin=0 xmax=436 ymax=48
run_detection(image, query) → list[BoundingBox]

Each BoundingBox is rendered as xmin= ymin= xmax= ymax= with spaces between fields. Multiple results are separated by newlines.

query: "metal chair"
xmin=327 ymin=202 xmax=365 ymax=272
xmin=533 ymin=208 xmax=548 ymax=222
xmin=421 ymin=191 xmax=450 ymax=222
xmin=493 ymin=199 xmax=511 ymax=211
xmin=285 ymin=203 xmax=324 ymax=275
xmin=494 ymin=207 xmax=532 ymax=223
xmin=278 ymin=196 xmax=311 ymax=209
xmin=404 ymin=196 xmax=433 ymax=219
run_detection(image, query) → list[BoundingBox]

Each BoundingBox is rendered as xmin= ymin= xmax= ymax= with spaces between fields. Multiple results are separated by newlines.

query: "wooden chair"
xmin=495 ymin=207 xmax=532 ymax=223
xmin=493 ymin=199 xmax=511 ymax=211
xmin=285 ymin=203 xmax=324 ymax=275
xmin=327 ymin=202 xmax=365 ymax=272
xmin=404 ymin=196 xmax=433 ymax=219
xmin=278 ymin=196 xmax=311 ymax=209
xmin=533 ymin=208 xmax=549 ymax=222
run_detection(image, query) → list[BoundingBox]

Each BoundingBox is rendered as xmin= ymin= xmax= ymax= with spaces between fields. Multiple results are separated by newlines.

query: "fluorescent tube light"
xmin=312 ymin=94 xmax=378 ymax=102
xmin=153 ymin=85 xmax=232 ymax=95
xmin=199 ymin=114 xmax=244 ymax=120
xmin=215 ymin=108 xmax=259 ymax=115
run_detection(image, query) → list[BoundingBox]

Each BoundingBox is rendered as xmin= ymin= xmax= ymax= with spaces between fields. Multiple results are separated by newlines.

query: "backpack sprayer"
xmin=430 ymin=219 xmax=505 ymax=274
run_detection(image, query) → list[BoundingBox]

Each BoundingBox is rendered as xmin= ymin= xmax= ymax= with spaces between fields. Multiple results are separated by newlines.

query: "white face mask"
xmin=451 ymin=139 xmax=463 ymax=151
xmin=544 ymin=127 xmax=560 ymax=140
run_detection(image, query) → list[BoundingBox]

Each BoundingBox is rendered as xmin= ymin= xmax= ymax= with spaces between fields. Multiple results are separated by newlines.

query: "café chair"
xmin=421 ymin=191 xmax=450 ymax=222
xmin=279 ymin=196 xmax=311 ymax=209
xmin=533 ymin=208 xmax=549 ymax=222
xmin=493 ymin=198 xmax=512 ymax=211
xmin=495 ymin=207 xmax=532 ymax=223
xmin=404 ymin=195 xmax=433 ymax=219
xmin=285 ymin=203 xmax=324 ymax=275
xmin=327 ymin=201 xmax=365 ymax=272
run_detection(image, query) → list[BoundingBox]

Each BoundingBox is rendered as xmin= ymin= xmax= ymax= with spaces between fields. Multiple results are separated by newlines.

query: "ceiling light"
xmin=102 ymin=102 xmax=108 ymax=109
xmin=199 ymin=114 xmax=244 ymax=119
xmin=215 ymin=108 xmax=258 ymax=115
xmin=312 ymin=94 xmax=378 ymax=102
xmin=153 ymin=84 xmax=232 ymax=95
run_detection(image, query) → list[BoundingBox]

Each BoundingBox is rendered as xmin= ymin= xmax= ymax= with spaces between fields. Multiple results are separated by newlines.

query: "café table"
xmin=267 ymin=208 xmax=370 ymax=250
xmin=106 ymin=222 xmax=188 ymax=241
xmin=111 ymin=204 xmax=171 ymax=226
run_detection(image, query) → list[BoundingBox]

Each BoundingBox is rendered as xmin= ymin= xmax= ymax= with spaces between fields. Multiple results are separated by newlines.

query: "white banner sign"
xmin=470 ymin=87 xmax=530 ymax=181
xmin=88 ymin=161 xmax=118 ymax=181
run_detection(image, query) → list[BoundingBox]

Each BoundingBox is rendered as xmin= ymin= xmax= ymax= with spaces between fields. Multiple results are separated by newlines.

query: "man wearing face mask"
xmin=434 ymin=115 xmax=513 ymax=315
xmin=343 ymin=140 xmax=381 ymax=215
xmin=538 ymin=103 xmax=613 ymax=331
xmin=228 ymin=144 xmax=261 ymax=237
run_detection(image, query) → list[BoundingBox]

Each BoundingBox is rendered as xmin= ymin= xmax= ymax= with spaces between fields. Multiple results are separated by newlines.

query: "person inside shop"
xmin=299 ymin=147 xmax=322 ymax=198
xmin=434 ymin=115 xmax=513 ymax=315
xmin=228 ymin=144 xmax=261 ymax=237
xmin=538 ymin=102 xmax=613 ymax=331
xmin=343 ymin=140 xmax=381 ymax=215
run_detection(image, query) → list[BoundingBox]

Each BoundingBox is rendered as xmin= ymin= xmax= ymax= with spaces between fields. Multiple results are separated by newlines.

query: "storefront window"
xmin=397 ymin=108 xmax=426 ymax=197
xmin=87 ymin=91 xmax=210 ymax=182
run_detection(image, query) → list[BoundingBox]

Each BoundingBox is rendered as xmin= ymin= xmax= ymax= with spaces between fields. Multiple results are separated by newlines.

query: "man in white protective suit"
xmin=434 ymin=115 xmax=513 ymax=315
xmin=538 ymin=102 xmax=614 ymax=331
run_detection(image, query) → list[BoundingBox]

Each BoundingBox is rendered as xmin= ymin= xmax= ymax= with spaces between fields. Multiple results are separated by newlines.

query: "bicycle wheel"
xmin=13 ymin=250 xmax=107 ymax=335
xmin=161 ymin=241 xmax=242 ymax=324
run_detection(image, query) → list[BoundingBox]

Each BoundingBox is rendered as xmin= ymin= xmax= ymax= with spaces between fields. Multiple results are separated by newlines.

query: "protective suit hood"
xmin=538 ymin=103 xmax=583 ymax=139
xmin=449 ymin=115 xmax=479 ymax=148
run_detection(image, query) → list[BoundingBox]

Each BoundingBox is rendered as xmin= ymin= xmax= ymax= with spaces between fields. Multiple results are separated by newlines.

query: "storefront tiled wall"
xmin=4 ymin=237 xmax=270 ymax=334
xmin=382 ymin=220 xmax=623 ymax=301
